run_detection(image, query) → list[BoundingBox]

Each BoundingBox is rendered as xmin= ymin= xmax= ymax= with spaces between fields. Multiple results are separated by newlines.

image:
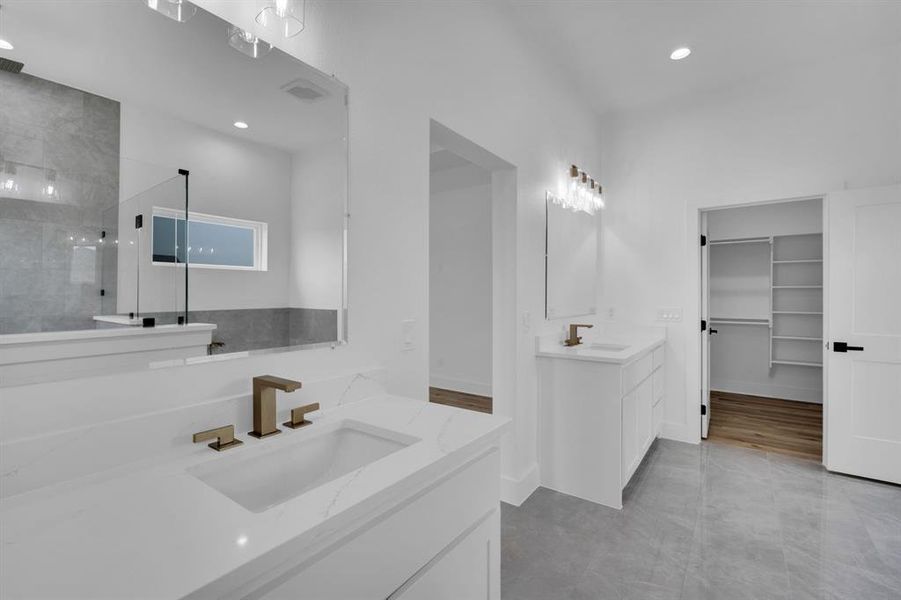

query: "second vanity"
xmin=0 ymin=394 xmax=509 ymax=599
xmin=536 ymin=328 xmax=666 ymax=509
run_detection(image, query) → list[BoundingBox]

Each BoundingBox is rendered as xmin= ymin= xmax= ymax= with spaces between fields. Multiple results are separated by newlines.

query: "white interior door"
xmin=701 ymin=213 xmax=711 ymax=439
xmin=826 ymin=184 xmax=901 ymax=484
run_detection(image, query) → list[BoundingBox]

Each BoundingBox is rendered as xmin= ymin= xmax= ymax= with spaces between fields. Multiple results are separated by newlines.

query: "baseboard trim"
xmin=500 ymin=462 xmax=539 ymax=506
xmin=429 ymin=375 xmax=492 ymax=398
xmin=711 ymin=380 xmax=822 ymax=404
xmin=661 ymin=421 xmax=699 ymax=445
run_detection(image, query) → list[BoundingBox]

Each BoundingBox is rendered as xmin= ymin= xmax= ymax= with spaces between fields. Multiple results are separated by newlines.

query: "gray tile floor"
xmin=502 ymin=439 xmax=901 ymax=599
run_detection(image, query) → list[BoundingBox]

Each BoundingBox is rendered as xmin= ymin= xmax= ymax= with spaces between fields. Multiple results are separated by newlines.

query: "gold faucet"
xmin=249 ymin=375 xmax=302 ymax=438
xmin=564 ymin=323 xmax=594 ymax=346
xmin=193 ymin=424 xmax=243 ymax=452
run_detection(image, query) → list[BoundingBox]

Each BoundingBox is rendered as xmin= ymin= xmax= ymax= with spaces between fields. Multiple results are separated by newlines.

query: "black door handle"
xmin=833 ymin=341 xmax=864 ymax=353
xmin=709 ymin=328 xmax=718 ymax=335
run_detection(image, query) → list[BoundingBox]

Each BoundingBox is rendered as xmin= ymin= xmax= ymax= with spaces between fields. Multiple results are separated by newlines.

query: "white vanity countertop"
xmin=0 ymin=395 xmax=510 ymax=600
xmin=0 ymin=322 xmax=216 ymax=345
xmin=535 ymin=330 xmax=665 ymax=364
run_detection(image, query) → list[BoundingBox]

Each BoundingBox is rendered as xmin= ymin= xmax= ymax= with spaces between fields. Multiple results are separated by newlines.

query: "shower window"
xmin=151 ymin=208 xmax=268 ymax=271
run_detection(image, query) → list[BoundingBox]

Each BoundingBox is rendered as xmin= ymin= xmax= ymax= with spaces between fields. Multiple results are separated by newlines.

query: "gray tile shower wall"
xmin=127 ymin=308 xmax=338 ymax=354
xmin=0 ymin=71 xmax=120 ymax=335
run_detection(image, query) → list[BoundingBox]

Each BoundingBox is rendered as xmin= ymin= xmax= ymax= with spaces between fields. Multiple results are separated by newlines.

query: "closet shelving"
xmin=770 ymin=233 xmax=824 ymax=368
xmin=708 ymin=232 xmax=824 ymax=370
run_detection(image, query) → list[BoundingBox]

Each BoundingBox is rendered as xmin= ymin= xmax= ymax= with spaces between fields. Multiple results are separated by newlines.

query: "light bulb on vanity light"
xmin=144 ymin=0 xmax=197 ymax=23
xmin=256 ymin=0 xmax=305 ymax=38
xmin=227 ymin=25 xmax=273 ymax=59
xmin=234 ymin=121 xmax=249 ymax=129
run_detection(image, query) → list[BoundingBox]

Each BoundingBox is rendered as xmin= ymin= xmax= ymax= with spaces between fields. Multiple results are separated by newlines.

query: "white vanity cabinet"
xmin=537 ymin=338 xmax=665 ymax=509
xmin=226 ymin=448 xmax=501 ymax=600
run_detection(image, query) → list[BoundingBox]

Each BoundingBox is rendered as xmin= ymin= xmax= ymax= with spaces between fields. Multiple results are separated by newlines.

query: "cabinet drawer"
xmin=623 ymin=353 xmax=653 ymax=393
xmin=652 ymin=345 xmax=665 ymax=370
xmin=653 ymin=369 xmax=665 ymax=405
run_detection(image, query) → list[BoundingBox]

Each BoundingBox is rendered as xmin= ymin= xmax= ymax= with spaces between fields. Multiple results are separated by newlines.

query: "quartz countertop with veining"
xmin=0 ymin=395 xmax=510 ymax=599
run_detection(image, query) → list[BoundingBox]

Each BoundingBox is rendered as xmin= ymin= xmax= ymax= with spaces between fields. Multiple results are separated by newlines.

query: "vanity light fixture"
xmin=144 ymin=0 xmax=196 ymax=23
xmin=256 ymin=0 xmax=305 ymax=39
xmin=550 ymin=164 xmax=604 ymax=215
xmin=0 ymin=4 xmax=13 ymax=50
xmin=234 ymin=121 xmax=249 ymax=129
xmin=670 ymin=47 xmax=691 ymax=60
xmin=228 ymin=25 xmax=273 ymax=59
xmin=42 ymin=169 xmax=59 ymax=199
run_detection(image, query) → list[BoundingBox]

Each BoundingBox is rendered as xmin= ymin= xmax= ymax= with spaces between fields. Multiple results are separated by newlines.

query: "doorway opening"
xmin=700 ymin=198 xmax=824 ymax=460
xmin=427 ymin=121 xmax=516 ymax=416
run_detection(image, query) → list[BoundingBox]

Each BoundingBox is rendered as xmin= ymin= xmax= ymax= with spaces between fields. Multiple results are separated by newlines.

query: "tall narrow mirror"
xmin=545 ymin=193 xmax=598 ymax=319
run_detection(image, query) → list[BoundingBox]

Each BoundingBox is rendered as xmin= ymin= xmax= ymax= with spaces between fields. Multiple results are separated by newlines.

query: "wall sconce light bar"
xmin=549 ymin=164 xmax=604 ymax=215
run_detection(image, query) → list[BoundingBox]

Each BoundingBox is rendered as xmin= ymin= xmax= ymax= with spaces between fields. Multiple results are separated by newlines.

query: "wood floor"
xmin=429 ymin=387 xmax=492 ymax=414
xmin=707 ymin=390 xmax=822 ymax=460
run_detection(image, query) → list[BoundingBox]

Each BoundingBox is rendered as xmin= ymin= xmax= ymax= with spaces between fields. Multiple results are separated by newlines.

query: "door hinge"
xmin=135 ymin=214 xmax=143 ymax=229
xmin=701 ymin=319 xmax=707 ymax=332
xmin=700 ymin=234 xmax=707 ymax=247
xmin=701 ymin=404 xmax=707 ymax=416
xmin=100 ymin=288 xmax=105 ymax=296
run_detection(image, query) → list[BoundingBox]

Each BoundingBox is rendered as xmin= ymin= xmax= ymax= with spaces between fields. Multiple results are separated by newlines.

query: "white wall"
xmin=429 ymin=165 xmax=492 ymax=396
xmin=289 ymin=140 xmax=346 ymax=310
xmin=117 ymin=103 xmax=292 ymax=313
xmin=708 ymin=200 xmax=823 ymax=403
xmin=599 ymin=42 xmax=901 ymax=441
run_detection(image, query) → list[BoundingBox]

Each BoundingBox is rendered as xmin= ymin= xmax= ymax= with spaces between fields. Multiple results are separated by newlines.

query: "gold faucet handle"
xmin=283 ymin=402 xmax=320 ymax=429
xmin=193 ymin=424 xmax=244 ymax=452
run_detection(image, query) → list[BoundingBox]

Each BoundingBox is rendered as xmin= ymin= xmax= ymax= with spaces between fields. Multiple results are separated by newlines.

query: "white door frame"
xmin=691 ymin=195 xmax=828 ymax=452
xmin=428 ymin=120 xmax=528 ymax=503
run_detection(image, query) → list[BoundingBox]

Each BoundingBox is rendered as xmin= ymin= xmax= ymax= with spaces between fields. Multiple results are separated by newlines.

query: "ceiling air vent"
xmin=0 ymin=57 xmax=23 ymax=73
xmin=281 ymin=78 xmax=329 ymax=103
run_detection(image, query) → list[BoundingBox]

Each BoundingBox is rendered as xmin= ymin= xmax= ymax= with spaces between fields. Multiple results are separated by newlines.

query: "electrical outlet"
xmin=521 ymin=311 xmax=531 ymax=333
xmin=607 ymin=307 xmax=616 ymax=319
xmin=656 ymin=307 xmax=683 ymax=322
xmin=401 ymin=319 xmax=415 ymax=351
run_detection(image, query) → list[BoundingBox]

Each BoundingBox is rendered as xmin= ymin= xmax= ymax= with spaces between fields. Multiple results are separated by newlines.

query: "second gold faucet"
xmin=249 ymin=375 xmax=302 ymax=438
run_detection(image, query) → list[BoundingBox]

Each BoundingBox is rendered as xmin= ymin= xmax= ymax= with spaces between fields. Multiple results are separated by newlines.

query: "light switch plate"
xmin=656 ymin=307 xmax=683 ymax=322
xmin=401 ymin=319 xmax=415 ymax=351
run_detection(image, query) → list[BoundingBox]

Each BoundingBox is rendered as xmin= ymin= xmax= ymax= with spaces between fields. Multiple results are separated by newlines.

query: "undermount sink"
xmin=189 ymin=420 xmax=419 ymax=512
xmin=587 ymin=342 xmax=629 ymax=351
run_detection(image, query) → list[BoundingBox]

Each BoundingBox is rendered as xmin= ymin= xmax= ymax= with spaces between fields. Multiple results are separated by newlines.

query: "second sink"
xmin=588 ymin=343 xmax=629 ymax=351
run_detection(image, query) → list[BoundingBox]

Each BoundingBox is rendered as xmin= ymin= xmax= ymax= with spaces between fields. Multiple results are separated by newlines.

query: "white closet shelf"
xmin=710 ymin=317 xmax=770 ymax=325
xmin=773 ymin=336 xmax=822 ymax=341
xmin=773 ymin=285 xmax=822 ymax=289
xmin=773 ymin=259 xmax=822 ymax=264
xmin=771 ymin=360 xmax=823 ymax=367
xmin=773 ymin=311 xmax=823 ymax=315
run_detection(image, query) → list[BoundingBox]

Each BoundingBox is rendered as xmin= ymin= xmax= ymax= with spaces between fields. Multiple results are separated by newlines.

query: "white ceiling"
xmin=2 ymin=0 xmax=347 ymax=152
xmin=502 ymin=0 xmax=901 ymax=116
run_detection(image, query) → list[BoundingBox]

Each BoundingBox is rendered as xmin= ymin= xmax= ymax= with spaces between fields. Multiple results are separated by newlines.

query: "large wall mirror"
xmin=0 ymin=1 xmax=348 ymax=385
xmin=545 ymin=193 xmax=598 ymax=320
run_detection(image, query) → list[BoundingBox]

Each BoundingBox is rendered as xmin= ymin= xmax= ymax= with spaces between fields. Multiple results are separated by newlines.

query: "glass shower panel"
xmin=116 ymin=174 xmax=188 ymax=325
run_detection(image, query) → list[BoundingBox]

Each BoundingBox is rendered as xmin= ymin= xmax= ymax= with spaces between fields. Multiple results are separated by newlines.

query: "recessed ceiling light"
xmin=233 ymin=121 xmax=249 ymax=129
xmin=670 ymin=47 xmax=691 ymax=61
